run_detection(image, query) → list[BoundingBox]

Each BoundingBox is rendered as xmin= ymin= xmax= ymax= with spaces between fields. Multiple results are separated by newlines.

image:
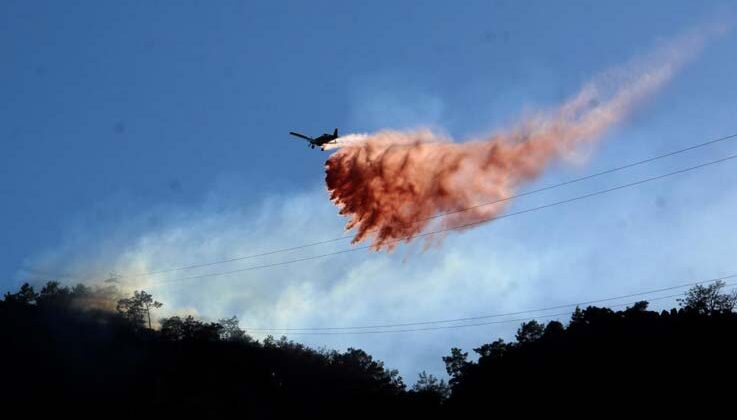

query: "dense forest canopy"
xmin=2 ymin=280 xmax=736 ymax=416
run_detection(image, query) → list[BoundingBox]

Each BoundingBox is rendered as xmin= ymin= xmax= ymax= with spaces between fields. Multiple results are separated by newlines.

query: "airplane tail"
xmin=333 ymin=128 xmax=338 ymax=137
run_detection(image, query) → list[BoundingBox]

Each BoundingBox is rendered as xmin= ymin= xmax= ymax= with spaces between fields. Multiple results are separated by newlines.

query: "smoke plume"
xmin=325 ymin=28 xmax=720 ymax=251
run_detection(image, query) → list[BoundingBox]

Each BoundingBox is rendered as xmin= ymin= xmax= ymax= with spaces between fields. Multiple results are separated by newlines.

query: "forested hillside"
xmin=2 ymin=280 xmax=735 ymax=416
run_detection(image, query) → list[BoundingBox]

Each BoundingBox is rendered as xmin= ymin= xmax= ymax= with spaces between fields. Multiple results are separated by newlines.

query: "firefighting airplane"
xmin=289 ymin=128 xmax=339 ymax=150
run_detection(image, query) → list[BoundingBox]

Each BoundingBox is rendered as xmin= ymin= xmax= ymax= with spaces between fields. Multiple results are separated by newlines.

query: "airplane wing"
xmin=289 ymin=132 xmax=314 ymax=142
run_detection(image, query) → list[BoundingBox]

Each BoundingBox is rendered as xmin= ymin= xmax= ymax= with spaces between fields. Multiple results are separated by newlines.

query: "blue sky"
xmin=2 ymin=1 xmax=737 ymax=380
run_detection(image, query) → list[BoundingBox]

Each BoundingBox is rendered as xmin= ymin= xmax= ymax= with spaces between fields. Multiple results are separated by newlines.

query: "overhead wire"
xmin=19 ymin=132 xmax=737 ymax=282
xmin=144 ymin=151 xmax=737 ymax=287
xmin=243 ymin=274 xmax=737 ymax=331
xmin=263 ymin=284 xmax=737 ymax=335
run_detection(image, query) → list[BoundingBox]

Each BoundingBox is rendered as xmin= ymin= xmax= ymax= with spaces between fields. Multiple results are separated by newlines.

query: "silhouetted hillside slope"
xmin=443 ymin=283 xmax=737 ymax=414
xmin=2 ymin=280 xmax=736 ymax=417
xmin=0 ymin=283 xmax=427 ymax=417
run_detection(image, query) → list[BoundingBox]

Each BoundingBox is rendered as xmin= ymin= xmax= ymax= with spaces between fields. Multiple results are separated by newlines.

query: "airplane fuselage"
xmin=289 ymin=128 xmax=339 ymax=150
xmin=312 ymin=134 xmax=337 ymax=146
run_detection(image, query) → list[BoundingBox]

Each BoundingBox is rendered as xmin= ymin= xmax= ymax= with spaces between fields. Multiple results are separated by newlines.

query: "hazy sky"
xmin=2 ymin=1 xmax=737 ymax=381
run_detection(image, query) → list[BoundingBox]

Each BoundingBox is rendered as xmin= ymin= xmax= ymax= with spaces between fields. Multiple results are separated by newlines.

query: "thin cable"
xmin=244 ymin=274 xmax=737 ymax=331
xmin=271 ymin=286 xmax=737 ymax=335
xmin=23 ymin=132 xmax=737 ymax=281
xmin=147 ymin=152 xmax=737 ymax=287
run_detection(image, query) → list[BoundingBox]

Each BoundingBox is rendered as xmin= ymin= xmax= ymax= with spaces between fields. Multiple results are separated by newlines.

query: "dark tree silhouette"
xmin=36 ymin=281 xmax=72 ymax=307
xmin=332 ymin=347 xmax=406 ymax=392
xmin=542 ymin=320 xmax=565 ymax=338
xmin=442 ymin=347 xmax=469 ymax=387
xmin=116 ymin=290 xmax=162 ymax=329
xmin=473 ymin=338 xmax=510 ymax=359
xmin=515 ymin=319 xmax=544 ymax=343
xmin=3 ymin=282 xmax=38 ymax=304
xmin=218 ymin=315 xmax=249 ymax=342
xmin=413 ymin=371 xmax=450 ymax=400
xmin=678 ymin=280 xmax=737 ymax=314
xmin=160 ymin=315 xmax=222 ymax=341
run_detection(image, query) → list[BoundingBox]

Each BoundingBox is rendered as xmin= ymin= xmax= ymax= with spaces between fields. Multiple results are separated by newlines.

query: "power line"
xmin=265 ymin=285 xmax=737 ymax=335
xmin=146 ymin=151 xmax=737 ymax=287
xmin=422 ymin=132 xmax=737 ymax=222
xmin=21 ymin=132 xmax=737 ymax=281
xmin=243 ymin=274 xmax=737 ymax=331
